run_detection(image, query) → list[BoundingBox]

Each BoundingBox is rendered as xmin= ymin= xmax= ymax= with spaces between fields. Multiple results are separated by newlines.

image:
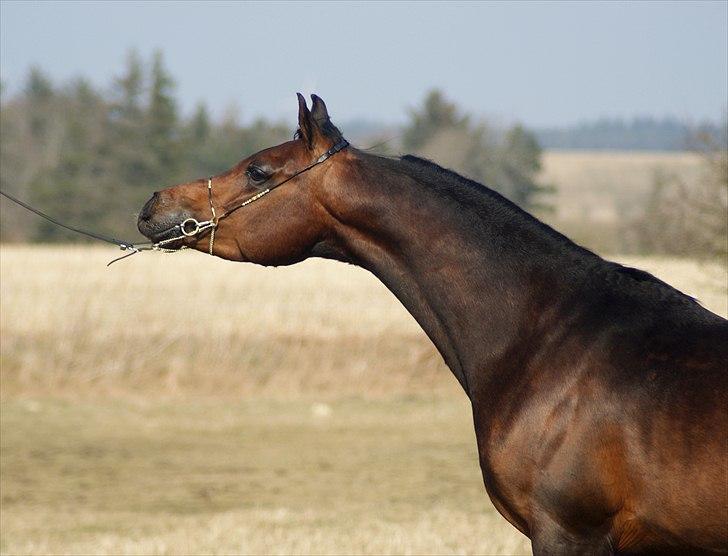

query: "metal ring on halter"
xmin=180 ymin=218 xmax=202 ymax=237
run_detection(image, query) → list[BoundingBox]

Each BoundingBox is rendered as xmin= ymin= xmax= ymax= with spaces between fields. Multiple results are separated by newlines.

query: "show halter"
xmin=0 ymin=138 xmax=349 ymax=266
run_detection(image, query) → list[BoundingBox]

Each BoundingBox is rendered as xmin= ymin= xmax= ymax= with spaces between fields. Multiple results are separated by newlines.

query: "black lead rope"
xmin=0 ymin=189 xmax=149 ymax=263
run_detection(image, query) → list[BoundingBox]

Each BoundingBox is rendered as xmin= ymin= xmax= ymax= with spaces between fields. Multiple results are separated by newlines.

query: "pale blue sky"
xmin=1 ymin=1 xmax=726 ymax=127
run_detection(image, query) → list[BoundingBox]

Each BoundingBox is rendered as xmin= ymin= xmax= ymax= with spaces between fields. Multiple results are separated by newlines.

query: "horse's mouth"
xmin=137 ymin=192 xmax=193 ymax=247
xmin=137 ymin=218 xmax=185 ymax=246
xmin=152 ymin=227 xmax=185 ymax=247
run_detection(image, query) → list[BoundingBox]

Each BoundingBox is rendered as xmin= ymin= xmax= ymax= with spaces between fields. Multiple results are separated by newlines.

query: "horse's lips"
xmin=138 ymin=219 xmax=183 ymax=245
xmin=151 ymin=227 xmax=186 ymax=247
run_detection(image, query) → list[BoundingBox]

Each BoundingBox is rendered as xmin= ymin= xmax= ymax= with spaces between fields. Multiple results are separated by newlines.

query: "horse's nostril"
xmin=139 ymin=194 xmax=158 ymax=222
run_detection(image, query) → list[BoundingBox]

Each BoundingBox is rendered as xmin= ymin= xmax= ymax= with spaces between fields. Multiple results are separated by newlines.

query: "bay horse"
xmin=138 ymin=94 xmax=728 ymax=555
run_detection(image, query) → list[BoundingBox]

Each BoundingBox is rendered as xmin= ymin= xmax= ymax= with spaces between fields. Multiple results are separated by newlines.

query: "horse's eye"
xmin=246 ymin=166 xmax=268 ymax=184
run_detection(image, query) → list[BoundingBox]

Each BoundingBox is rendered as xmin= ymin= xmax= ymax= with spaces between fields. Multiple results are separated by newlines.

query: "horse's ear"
xmin=310 ymin=94 xmax=343 ymax=143
xmin=296 ymin=92 xmax=314 ymax=148
xmin=310 ymin=94 xmax=330 ymax=125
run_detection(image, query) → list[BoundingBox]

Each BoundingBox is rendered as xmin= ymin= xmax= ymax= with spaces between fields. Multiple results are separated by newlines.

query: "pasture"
xmin=540 ymin=150 xmax=703 ymax=225
xmin=0 ymin=245 xmax=725 ymax=555
xmin=539 ymin=150 xmax=704 ymax=252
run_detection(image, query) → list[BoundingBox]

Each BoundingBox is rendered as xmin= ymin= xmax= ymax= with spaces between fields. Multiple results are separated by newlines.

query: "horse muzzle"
xmin=137 ymin=192 xmax=189 ymax=243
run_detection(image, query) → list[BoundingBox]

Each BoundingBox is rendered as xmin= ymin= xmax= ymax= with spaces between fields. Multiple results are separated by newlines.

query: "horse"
xmin=138 ymin=94 xmax=728 ymax=555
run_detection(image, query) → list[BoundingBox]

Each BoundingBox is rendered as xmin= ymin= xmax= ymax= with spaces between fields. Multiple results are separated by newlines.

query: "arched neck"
xmin=316 ymin=153 xmax=584 ymax=396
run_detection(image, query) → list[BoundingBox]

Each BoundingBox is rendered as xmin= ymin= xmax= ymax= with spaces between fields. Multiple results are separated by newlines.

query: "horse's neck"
xmin=321 ymin=156 xmax=577 ymax=396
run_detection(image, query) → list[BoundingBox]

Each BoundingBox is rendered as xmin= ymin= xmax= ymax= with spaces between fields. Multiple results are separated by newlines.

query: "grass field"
xmin=1 ymin=245 xmax=726 ymax=555
xmin=0 ymin=398 xmax=531 ymax=555
xmin=538 ymin=150 xmax=704 ymax=252
xmin=540 ymin=150 xmax=703 ymax=222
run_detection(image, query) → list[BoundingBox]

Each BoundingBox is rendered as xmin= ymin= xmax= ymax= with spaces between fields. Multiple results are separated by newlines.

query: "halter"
xmin=0 ymin=137 xmax=349 ymax=265
xmin=109 ymin=137 xmax=349 ymax=264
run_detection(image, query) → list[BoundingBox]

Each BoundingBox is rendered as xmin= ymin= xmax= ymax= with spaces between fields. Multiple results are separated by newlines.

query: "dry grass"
xmin=0 ymin=245 xmax=725 ymax=555
xmin=1 ymin=245 xmax=724 ymax=399
xmin=0 ymin=398 xmax=531 ymax=556
xmin=540 ymin=150 xmax=703 ymax=222
xmin=0 ymin=246 xmax=455 ymax=400
xmin=538 ymin=150 xmax=704 ymax=251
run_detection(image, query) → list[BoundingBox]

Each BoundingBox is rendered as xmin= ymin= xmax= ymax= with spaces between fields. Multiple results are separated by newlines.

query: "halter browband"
xmin=146 ymin=138 xmax=350 ymax=257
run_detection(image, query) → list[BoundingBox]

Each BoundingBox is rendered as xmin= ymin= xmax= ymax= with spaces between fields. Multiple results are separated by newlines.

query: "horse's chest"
xmin=470 ymin=382 xmax=611 ymax=535
xmin=471 ymin=410 xmax=542 ymax=534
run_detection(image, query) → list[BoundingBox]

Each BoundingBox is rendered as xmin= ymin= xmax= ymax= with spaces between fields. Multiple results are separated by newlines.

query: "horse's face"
xmin=137 ymin=94 xmax=347 ymax=265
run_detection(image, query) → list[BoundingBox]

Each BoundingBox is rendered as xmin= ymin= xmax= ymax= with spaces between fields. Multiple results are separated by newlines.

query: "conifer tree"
xmin=402 ymin=89 xmax=552 ymax=211
xmin=147 ymin=49 xmax=179 ymax=184
xmin=25 ymin=67 xmax=54 ymax=140
xmin=402 ymin=89 xmax=468 ymax=151
xmin=107 ymin=49 xmax=153 ymax=189
xmin=190 ymin=102 xmax=211 ymax=143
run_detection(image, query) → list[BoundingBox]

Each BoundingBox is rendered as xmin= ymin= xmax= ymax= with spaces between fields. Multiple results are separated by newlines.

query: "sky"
xmin=1 ymin=1 xmax=726 ymax=128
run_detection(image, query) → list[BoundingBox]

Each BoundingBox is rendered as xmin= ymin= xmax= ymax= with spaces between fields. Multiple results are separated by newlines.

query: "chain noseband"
xmin=136 ymin=138 xmax=349 ymax=259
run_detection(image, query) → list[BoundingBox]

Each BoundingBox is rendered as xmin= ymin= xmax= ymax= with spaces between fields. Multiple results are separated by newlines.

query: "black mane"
xmin=399 ymin=154 xmax=593 ymax=255
xmin=394 ymin=153 xmax=698 ymax=306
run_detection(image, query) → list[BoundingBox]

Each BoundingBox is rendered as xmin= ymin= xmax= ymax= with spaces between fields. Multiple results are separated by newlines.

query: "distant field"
xmin=539 ymin=150 xmax=704 ymax=251
xmin=0 ymin=246 xmax=725 ymax=555
xmin=540 ymin=150 xmax=703 ymax=222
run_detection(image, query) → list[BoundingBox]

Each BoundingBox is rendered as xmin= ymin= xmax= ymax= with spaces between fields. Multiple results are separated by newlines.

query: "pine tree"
xmin=147 ymin=49 xmax=179 ymax=184
xmin=501 ymin=124 xmax=554 ymax=211
xmin=34 ymin=79 xmax=105 ymax=240
xmin=181 ymin=102 xmax=212 ymax=178
xmin=402 ymin=89 xmax=552 ymax=212
xmin=25 ymin=67 xmax=54 ymax=139
xmin=114 ymin=50 xmax=144 ymax=121
xmin=504 ymin=125 xmax=542 ymax=174
xmin=402 ymin=89 xmax=468 ymax=151
xmin=107 ymin=49 xmax=153 ymax=189
xmin=191 ymin=102 xmax=211 ymax=143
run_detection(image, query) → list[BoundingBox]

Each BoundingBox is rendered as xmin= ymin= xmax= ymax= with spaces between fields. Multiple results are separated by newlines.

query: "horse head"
xmin=137 ymin=94 xmax=350 ymax=265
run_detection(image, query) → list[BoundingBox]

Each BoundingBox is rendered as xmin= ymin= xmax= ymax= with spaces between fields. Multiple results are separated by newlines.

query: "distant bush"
xmin=626 ymin=127 xmax=728 ymax=264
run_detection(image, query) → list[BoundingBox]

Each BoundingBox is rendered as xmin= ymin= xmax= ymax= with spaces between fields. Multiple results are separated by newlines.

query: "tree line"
xmin=0 ymin=52 xmax=550 ymax=243
xmin=1 ymin=52 xmax=724 ymax=264
xmin=0 ymin=51 xmax=290 ymax=242
xmin=535 ymin=117 xmax=723 ymax=151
